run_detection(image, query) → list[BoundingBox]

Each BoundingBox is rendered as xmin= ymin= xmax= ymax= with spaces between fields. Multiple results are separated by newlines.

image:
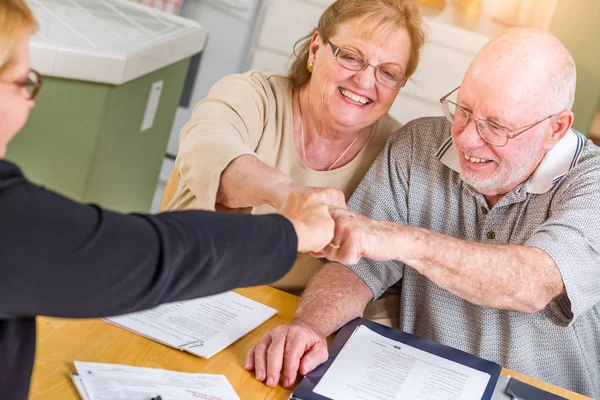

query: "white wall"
xmin=249 ymin=0 xmax=499 ymax=124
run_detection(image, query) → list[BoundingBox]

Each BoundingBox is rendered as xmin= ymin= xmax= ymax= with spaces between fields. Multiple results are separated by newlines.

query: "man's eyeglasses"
xmin=0 ymin=69 xmax=43 ymax=100
xmin=440 ymin=86 xmax=555 ymax=147
xmin=328 ymin=42 xmax=407 ymax=89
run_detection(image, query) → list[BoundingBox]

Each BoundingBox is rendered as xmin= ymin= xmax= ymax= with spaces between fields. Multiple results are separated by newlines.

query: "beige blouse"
xmin=167 ymin=71 xmax=402 ymax=326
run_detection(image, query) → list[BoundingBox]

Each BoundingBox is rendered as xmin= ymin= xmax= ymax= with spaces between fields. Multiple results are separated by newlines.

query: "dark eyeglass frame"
xmin=328 ymin=41 xmax=407 ymax=89
xmin=0 ymin=69 xmax=43 ymax=100
xmin=439 ymin=86 xmax=556 ymax=147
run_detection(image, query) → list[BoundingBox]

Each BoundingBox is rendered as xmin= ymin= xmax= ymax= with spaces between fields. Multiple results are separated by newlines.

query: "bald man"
xmin=245 ymin=28 xmax=600 ymax=398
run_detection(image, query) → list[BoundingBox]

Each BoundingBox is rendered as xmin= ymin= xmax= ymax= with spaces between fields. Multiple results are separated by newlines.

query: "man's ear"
xmin=544 ymin=110 xmax=574 ymax=151
xmin=308 ymin=31 xmax=321 ymax=65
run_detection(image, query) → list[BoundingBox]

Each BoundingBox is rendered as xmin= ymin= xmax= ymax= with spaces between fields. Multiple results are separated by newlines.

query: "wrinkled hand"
xmin=245 ymin=322 xmax=328 ymax=388
xmin=278 ymin=188 xmax=345 ymax=253
xmin=312 ymin=208 xmax=404 ymax=264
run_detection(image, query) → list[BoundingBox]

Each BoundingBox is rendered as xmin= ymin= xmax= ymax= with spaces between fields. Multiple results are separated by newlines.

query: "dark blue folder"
xmin=291 ymin=317 xmax=502 ymax=400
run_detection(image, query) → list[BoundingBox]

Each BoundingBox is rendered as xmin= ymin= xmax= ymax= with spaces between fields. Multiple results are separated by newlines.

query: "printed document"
xmin=105 ymin=291 xmax=276 ymax=358
xmin=73 ymin=361 xmax=240 ymax=400
xmin=313 ymin=325 xmax=491 ymax=400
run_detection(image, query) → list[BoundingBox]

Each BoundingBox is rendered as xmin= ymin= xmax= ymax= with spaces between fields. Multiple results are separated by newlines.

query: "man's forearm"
xmin=294 ymin=263 xmax=373 ymax=336
xmin=396 ymin=225 xmax=565 ymax=312
xmin=217 ymin=154 xmax=297 ymax=209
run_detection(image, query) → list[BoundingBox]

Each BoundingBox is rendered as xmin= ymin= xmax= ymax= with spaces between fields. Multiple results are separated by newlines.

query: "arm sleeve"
xmin=0 ymin=163 xmax=297 ymax=319
xmin=345 ymin=129 xmax=412 ymax=300
xmin=525 ymin=154 xmax=600 ymax=322
xmin=175 ymin=72 xmax=270 ymax=210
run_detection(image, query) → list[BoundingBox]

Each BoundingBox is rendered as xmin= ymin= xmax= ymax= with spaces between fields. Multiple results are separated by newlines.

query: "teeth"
xmin=339 ymin=88 xmax=370 ymax=105
xmin=464 ymin=153 xmax=490 ymax=163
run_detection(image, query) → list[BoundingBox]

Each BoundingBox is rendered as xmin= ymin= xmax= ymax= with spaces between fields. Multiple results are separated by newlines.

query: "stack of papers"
xmin=105 ymin=291 xmax=276 ymax=358
xmin=71 ymin=361 xmax=240 ymax=400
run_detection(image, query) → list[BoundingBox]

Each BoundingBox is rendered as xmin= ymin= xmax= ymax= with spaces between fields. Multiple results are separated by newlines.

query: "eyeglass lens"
xmin=334 ymin=46 xmax=406 ymax=88
xmin=443 ymin=101 xmax=508 ymax=146
xmin=24 ymin=70 xmax=41 ymax=100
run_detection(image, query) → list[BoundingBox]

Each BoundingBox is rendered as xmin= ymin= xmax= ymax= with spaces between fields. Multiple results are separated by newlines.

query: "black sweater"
xmin=0 ymin=160 xmax=298 ymax=399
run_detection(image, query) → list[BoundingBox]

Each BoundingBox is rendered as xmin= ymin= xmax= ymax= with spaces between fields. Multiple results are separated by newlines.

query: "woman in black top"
xmin=0 ymin=1 xmax=342 ymax=398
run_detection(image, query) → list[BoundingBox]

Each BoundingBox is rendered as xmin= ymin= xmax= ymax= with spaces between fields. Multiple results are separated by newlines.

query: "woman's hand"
xmin=277 ymin=186 xmax=347 ymax=253
xmin=275 ymin=185 xmax=347 ymax=212
xmin=279 ymin=190 xmax=344 ymax=253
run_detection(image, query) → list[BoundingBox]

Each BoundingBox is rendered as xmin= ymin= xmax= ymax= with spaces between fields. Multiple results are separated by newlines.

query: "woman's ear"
xmin=308 ymin=31 xmax=321 ymax=65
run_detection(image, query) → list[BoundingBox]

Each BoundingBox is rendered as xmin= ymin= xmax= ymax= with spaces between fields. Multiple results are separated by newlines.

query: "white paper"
xmin=70 ymin=373 xmax=91 ymax=400
xmin=75 ymin=361 xmax=240 ymax=400
xmin=314 ymin=325 xmax=491 ymax=400
xmin=105 ymin=291 xmax=276 ymax=358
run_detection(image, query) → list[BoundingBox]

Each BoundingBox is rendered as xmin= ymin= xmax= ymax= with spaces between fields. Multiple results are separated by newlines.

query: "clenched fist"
xmin=278 ymin=190 xmax=342 ymax=253
xmin=312 ymin=208 xmax=412 ymax=264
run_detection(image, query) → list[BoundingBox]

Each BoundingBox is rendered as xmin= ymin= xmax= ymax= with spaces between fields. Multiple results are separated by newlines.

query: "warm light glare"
xmin=484 ymin=0 xmax=558 ymax=30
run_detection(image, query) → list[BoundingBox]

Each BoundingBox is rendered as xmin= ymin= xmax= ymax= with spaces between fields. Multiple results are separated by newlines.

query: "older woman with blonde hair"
xmin=0 ymin=1 xmax=340 ymax=398
xmin=167 ymin=0 xmax=425 ymax=326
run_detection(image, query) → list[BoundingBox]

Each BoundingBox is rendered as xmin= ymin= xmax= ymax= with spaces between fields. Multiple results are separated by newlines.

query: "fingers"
xmin=337 ymin=244 xmax=361 ymax=265
xmin=293 ymin=203 xmax=336 ymax=253
xmin=247 ymin=326 xmax=298 ymax=388
xmin=299 ymin=339 xmax=329 ymax=375
xmin=250 ymin=334 xmax=273 ymax=382
xmin=298 ymin=187 xmax=346 ymax=209
xmin=278 ymin=187 xmax=339 ymax=253
xmin=324 ymin=188 xmax=347 ymax=209
xmin=244 ymin=345 xmax=255 ymax=371
xmin=328 ymin=206 xmax=353 ymax=218
xmin=280 ymin=325 xmax=328 ymax=388
xmin=318 ymin=209 xmax=362 ymax=264
xmin=321 ymin=238 xmax=361 ymax=265
xmin=281 ymin=334 xmax=309 ymax=388
xmin=265 ymin=331 xmax=287 ymax=387
xmin=247 ymin=324 xmax=327 ymax=389
xmin=317 ymin=204 xmax=336 ymax=248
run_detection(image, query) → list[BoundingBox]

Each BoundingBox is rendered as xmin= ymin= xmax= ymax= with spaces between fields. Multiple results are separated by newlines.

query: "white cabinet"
xmin=30 ymin=0 xmax=207 ymax=85
xmin=249 ymin=1 xmax=506 ymax=124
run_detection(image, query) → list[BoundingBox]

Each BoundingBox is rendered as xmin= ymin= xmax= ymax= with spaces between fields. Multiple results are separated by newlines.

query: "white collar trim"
xmin=437 ymin=129 xmax=585 ymax=194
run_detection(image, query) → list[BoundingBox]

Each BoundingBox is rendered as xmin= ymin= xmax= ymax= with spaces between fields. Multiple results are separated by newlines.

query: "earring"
xmin=307 ymin=62 xmax=314 ymax=73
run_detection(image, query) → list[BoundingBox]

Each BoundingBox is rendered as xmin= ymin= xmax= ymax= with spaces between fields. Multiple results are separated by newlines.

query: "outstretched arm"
xmin=0 ymin=162 xmax=334 ymax=318
xmin=216 ymin=154 xmax=346 ymax=212
xmin=319 ymin=208 xmax=564 ymax=313
xmin=172 ymin=73 xmax=346 ymax=212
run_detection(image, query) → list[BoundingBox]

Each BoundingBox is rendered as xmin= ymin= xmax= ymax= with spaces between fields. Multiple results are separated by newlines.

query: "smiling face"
xmin=447 ymin=30 xmax=579 ymax=201
xmin=450 ymin=74 xmax=553 ymax=198
xmin=0 ymin=28 xmax=34 ymax=158
xmin=305 ymin=18 xmax=412 ymax=131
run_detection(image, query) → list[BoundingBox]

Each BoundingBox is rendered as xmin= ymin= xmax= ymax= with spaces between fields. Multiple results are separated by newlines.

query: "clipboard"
xmin=291 ymin=317 xmax=502 ymax=400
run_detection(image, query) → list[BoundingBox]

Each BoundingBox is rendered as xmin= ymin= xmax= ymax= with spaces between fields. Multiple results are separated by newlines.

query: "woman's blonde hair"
xmin=288 ymin=0 xmax=425 ymax=88
xmin=0 ymin=0 xmax=38 ymax=74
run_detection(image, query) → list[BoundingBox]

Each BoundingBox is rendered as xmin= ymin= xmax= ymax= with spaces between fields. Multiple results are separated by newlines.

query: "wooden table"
xmin=31 ymin=286 xmax=592 ymax=400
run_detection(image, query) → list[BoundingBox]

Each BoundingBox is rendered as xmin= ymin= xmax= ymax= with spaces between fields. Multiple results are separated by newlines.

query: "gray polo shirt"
xmin=347 ymin=116 xmax=600 ymax=398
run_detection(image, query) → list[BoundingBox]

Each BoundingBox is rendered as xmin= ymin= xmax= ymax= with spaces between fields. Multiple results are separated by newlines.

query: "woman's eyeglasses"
xmin=0 ymin=69 xmax=43 ymax=100
xmin=328 ymin=42 xmax=407 ymax=89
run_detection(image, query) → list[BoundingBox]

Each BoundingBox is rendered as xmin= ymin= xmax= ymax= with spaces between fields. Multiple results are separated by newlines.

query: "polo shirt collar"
xmin=436 ymin=129 xmax=585 ymax=195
